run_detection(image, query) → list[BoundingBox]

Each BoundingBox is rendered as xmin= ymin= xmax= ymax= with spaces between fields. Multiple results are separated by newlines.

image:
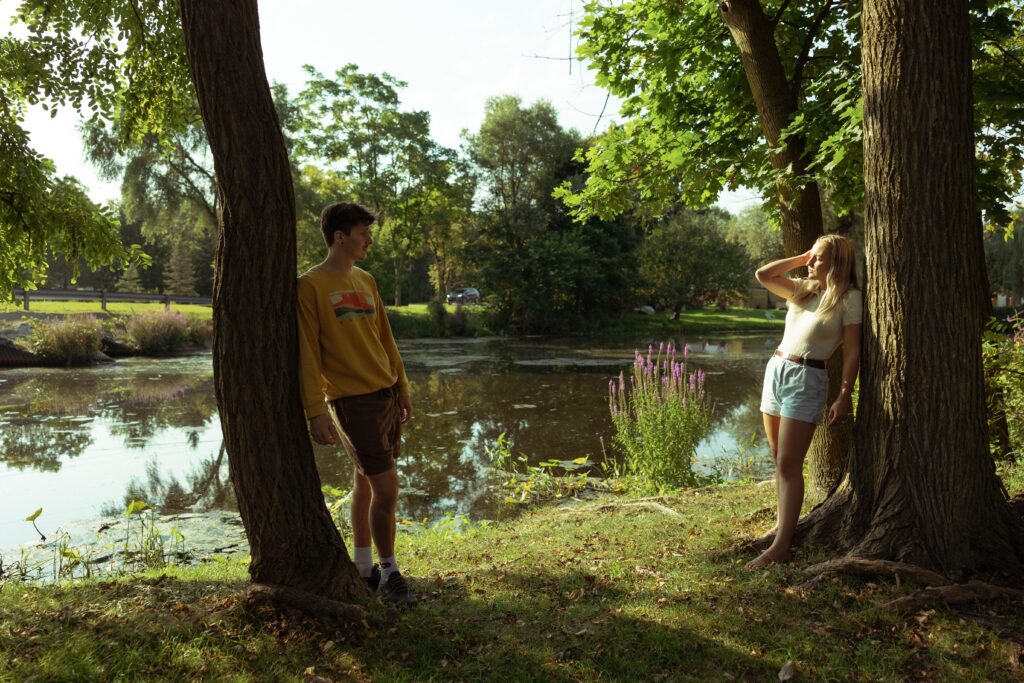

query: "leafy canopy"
xmin=559 ymin=0 xmax=1024 ymax=228
xmin=0 ymin=0 xmax=192 ymax=294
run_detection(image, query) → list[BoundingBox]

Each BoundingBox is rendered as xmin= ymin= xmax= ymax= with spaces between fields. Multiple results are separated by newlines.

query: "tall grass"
xmin=125 ymin=311 xmax=191 ymax=354
xmin=28 ymin=315 xmax=104 ymax=365
xmin=608 ymin=342 xmax=714 ymax=489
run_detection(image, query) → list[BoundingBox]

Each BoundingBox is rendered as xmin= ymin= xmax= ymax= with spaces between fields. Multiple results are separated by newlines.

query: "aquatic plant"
xmin=608 ymin=342 xmax=714 ymax=490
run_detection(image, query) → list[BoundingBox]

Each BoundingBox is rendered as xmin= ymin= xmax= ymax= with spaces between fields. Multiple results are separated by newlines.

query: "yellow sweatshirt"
xmin=297 ymin=265 xmax=410 ymax=419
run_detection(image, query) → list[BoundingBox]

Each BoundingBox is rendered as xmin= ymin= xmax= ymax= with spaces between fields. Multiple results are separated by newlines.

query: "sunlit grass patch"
xmin=0 ymin=300 xmax=213 ymax=316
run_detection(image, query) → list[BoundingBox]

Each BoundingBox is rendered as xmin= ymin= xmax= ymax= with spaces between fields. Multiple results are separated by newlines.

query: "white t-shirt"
xmin=776 ymin=278 xmax=863 ymax=360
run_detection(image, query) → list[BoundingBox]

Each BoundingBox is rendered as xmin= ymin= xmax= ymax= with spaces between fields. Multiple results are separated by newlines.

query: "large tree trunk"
xmin=179 ymin=0 xmax=364 ymax=600
xmin=793 ymin=0 xmax=1024 ymax=574
xmin=718 ymin=0 xmax=847 ymax=490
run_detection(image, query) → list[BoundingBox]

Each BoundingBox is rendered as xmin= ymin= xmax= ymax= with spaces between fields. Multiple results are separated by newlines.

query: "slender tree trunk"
xmin=718 ymin=0 xmax=847 ymax=489
xmin=179 ymin=0 xmax=364 ymax=599
xmin=794 ymin=0 xmax=1024 ymax=573
xmin=718 ymin=0 xmax=822 ymax=255
xmin=394 ymin=258 xmax=403 ymax=307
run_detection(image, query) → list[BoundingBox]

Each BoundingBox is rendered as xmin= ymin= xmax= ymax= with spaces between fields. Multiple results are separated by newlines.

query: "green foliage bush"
xmin=426 ymin=300 xmax=474 ymax=338
xmin=184 ymin=315 xmax=213 ymax=348
xmin=985 ymin=313 xmax=1024 ymax=462
xmin=29 ymin=315 xmax=104 ymax=365
xmin=126 ymin=311 xmax=190 ymax=355
xmin=386 ymin=310 xmax=437 ymax=338
xmin=608 ymin=343 xmax=714 ymax=490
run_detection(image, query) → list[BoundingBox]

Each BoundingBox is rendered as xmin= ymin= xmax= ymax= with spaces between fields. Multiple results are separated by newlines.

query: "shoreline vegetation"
xmin=0 ymin=304 xmax=788 ymax=367
xmin=1 ymin=465 xmax=1022 ymax=681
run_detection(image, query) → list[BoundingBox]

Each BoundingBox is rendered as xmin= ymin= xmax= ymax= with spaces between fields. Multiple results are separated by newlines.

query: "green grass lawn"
xmin=615 ymin=308 xmax=785 ymax=335
xmin=2 ymin=476 xmax=1021 ymax=682
xmin=0 ymin=300 xmax=213 ymax=317
xmin=0 ymin=301 xmax=781 ymax=340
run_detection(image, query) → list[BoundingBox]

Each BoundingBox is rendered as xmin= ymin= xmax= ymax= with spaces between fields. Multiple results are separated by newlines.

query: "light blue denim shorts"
xmin=760 ymin=354 xmax=828 ymax=424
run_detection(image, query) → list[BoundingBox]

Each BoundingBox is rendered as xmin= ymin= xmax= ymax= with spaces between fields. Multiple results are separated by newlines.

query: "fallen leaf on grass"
xmin=778 ymin=660 xmax=797 ymax=681
xmin=913 ymin=609 xmax=935 ymax=626
xmin=303 ymin=666 xmax=333 ymax=683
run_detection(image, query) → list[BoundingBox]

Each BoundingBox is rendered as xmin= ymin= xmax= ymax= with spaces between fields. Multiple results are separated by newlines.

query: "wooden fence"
xmin=10 ymin=289 xmax=212 ymax=311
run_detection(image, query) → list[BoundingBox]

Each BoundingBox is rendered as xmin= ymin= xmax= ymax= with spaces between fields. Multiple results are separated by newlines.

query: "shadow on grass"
xmin=0 ymin=567 xmax=777 ymax=682
xmin=355 ymin=568 xmax=775 ymax=681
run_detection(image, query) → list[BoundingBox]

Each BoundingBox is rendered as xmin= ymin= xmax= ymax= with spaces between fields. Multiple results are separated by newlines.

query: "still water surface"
xmin=0 ymin=334 xmax=781 ymax=548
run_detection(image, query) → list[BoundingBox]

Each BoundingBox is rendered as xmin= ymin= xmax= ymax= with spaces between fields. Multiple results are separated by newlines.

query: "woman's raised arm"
xmin=755 ymin=251 xmax=813 ymax=300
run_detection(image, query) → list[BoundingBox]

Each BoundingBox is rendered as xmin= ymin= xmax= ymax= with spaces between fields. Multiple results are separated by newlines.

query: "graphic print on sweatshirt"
xmin=329 ymin=289 xmax=375 ymax=322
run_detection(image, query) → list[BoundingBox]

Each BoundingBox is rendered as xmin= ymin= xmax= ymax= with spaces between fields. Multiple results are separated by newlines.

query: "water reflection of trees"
xmin=0 ymin=367 xmax=217 ymax=472
xmin=4 ymin=340 xmax=781 ymax=521
xmin=112 ymin=443 xmax=234 ymax=515
xmin=0 ymin=420 xmax=94 ymax=470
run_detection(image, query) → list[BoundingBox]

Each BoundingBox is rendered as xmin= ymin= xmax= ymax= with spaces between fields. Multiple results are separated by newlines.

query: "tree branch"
xmin=791 ymin=0 xmax=836 ymax=100
xmin=769 ymin=0 xmax=794 ymax=29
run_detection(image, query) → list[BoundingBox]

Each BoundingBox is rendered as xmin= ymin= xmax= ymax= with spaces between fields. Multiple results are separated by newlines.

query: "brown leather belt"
xmin=774 ymin=349 xmax=826 ymax=369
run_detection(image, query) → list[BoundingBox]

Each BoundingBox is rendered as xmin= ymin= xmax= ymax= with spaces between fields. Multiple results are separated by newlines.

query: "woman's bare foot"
xmin=745 ymin=548 xmax=792 ymax=570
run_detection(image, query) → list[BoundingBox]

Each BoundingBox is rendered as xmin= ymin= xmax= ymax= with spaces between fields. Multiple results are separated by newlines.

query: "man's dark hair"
xmin=320 ymin=202 xmax=377 ymax=246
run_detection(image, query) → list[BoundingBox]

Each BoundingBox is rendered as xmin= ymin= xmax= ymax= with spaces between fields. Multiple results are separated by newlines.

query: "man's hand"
xmin=309 ymin=414 xmax=340 ymax=445
xmin=398 ymin=394 xmax=413 ymax=424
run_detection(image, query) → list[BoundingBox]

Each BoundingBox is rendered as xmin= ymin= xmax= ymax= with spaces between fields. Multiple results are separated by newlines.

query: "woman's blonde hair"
xmin=812 ymin=234 xmax=859 ymax=317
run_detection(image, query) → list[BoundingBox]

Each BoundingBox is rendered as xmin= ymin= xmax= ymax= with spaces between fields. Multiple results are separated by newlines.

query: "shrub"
xmin=386 ymin=309 xmax=436 ymax=338
xmin=427 ymin=299 xmax=449 ymax=337
xmin=29 ymin=316 xmax=104 ymax=365
xmin=447 ymin=304 xmax=471 ymax=337
xmin=126 ymin=311 xmax=190 ymax=355
xmin=185 ymin=315 xmax=213 ymax=348
xmin=985 ymin=313 xmax=1024 ymax=462
xmin=608 ymin=342 xmax=714 ymax=489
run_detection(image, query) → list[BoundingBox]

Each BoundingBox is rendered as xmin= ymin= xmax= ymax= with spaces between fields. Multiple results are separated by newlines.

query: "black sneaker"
xmin=363 ymin=564 xmax=381 ymax=591
xmin=378 ymin=570 xmax=414 ymax=604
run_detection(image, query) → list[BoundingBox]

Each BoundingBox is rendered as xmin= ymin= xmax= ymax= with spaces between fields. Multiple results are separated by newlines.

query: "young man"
xmin=297 ymin=201 xmax=414 ymax=604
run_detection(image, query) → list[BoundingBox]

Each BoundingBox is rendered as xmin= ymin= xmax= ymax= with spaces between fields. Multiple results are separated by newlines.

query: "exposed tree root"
xmin=881 ymin=580 xmax=1024 ymax=614
xmin=805 ymin=557 xmax=952 ymax=588
xmin=238 ymin=583 xmax=388 ymax=638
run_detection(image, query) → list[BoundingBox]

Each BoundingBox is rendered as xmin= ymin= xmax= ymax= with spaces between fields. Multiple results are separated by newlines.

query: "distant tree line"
xmin=39 ymin=66 xmax=785 ymax=333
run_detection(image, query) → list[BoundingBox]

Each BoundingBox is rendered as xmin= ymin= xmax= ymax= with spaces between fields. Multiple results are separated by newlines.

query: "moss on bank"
xmin=2 ymin=477 xmax=1021 ymax=682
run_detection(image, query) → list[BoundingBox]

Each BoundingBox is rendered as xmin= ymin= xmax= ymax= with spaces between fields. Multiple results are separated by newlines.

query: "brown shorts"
xmin=330 ymin=384 xmax=402 ymax=476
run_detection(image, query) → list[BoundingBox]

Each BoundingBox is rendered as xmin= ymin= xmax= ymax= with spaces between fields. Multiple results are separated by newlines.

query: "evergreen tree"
xmin=116 ymin=264 xmax=143 ymax=293
xmin=164 ymin=240 xmax=197 ymax=296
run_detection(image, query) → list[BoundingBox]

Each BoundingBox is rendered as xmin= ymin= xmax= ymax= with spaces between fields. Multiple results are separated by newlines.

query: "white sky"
xmin=5 ymin=0 xmax=761 ymax=214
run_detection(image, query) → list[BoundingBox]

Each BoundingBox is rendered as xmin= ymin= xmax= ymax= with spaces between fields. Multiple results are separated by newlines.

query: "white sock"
xmin=379 ymin=555 xmax=399 ymax=580
xmin=354 ymin=546 xmax=373 ymax=578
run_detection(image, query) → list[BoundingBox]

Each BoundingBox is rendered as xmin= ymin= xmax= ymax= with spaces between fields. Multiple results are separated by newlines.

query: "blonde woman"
xmin=748 ymin=234 xmax=862 ymax=569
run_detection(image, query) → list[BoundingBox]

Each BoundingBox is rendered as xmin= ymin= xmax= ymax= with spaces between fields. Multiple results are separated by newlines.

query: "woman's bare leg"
xmin=761 ymin=412 xmax=781 ymax=533
xmin=747 ymin=416 xmax=817 ymax=569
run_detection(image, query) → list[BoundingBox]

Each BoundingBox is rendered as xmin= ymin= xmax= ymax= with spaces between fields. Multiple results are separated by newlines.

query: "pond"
xmin=0 ymin=333 xmax=781 ymax=551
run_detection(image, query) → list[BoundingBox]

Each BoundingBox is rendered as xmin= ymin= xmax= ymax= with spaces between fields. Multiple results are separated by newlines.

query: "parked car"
xmin=445 ymin=287 xmax=480 ymax=304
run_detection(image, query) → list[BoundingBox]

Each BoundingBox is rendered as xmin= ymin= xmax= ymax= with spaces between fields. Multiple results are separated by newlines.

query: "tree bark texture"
xmin=807 ymin=347 xmax=852 ymax=493
xmin=179 ymin=0 xmax=364 ymax=600
xmin=795 ymin=0 xmax=1024 ymax=574
xmin=718 ymin=0 xmax=848 ymax=490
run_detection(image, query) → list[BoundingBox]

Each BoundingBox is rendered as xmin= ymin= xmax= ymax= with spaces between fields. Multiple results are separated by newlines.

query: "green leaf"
xmin=125 ymin=500 xmax=151 ymax=515
xmin=25 ymin=507 xmax=43 ymax=522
